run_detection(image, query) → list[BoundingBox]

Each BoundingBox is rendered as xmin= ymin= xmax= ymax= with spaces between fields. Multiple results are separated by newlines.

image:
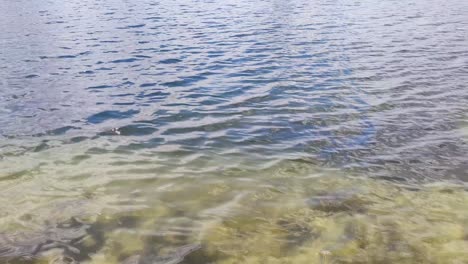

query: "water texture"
xmin=0 ymin=0 xmax=468 ymax=263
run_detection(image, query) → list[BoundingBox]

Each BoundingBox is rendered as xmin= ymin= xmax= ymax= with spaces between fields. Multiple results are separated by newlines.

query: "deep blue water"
xmin=2 ymin=0 xmax=467 ymax=180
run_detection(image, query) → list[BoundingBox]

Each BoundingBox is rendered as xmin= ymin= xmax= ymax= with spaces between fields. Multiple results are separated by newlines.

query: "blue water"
xmin=2 ymin=0 xmax=467 ymax=180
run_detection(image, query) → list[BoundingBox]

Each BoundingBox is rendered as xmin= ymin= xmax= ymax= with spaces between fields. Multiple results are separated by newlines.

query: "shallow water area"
xmin=1 ymin=0 xmax=468 ymax=263
xmin=1 ymin=156 xmax=468 ymax=263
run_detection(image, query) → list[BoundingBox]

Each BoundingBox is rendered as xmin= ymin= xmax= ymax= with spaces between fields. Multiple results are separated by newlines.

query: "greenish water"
xmin=1 ymin=145 xmax=468 ymax=263
xmin=1 ymin=0 xmax=468 ymax=262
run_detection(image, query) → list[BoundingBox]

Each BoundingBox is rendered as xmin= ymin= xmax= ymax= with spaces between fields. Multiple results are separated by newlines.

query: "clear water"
xmin=1 ymin=0 xmax=468 ymax=263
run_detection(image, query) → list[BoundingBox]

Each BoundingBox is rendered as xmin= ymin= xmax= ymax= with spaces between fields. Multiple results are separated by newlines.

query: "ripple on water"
xmin=0 ymin=0 xmax=468 ymax=262
xmin=87 ymin=110 xmax=140 ymax=124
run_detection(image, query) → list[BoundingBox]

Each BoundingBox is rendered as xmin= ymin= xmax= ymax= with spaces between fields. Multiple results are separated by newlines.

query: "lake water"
xmin=1 ymin=0 xmax=468 ymax=263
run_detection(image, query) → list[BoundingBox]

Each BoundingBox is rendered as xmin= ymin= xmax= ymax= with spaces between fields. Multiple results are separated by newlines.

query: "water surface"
xmin=1 ymin=0 xmax=468 ymax=263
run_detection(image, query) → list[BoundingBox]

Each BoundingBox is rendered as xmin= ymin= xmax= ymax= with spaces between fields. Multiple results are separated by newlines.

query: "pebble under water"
xmin=1 ymin=0 xmax=468 ymax=263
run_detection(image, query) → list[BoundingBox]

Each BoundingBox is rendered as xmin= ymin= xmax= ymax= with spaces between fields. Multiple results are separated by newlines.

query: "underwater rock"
xmin=306 ymin=191 xmax=370 ymax=214
xmin=122 ymin=244 xmax=201 ymax=264
xmin=0 ymin=217 xmax=88 ymax=263
xmin=122 ymin=254 xmax=141 ymax=264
